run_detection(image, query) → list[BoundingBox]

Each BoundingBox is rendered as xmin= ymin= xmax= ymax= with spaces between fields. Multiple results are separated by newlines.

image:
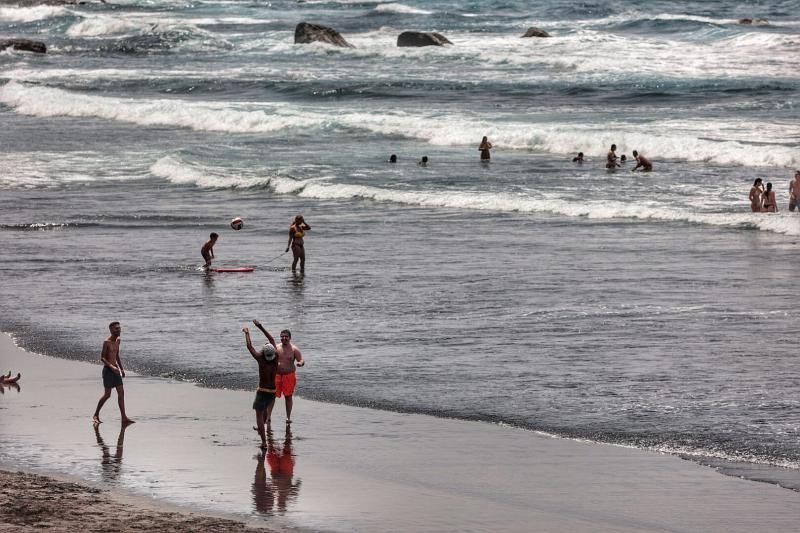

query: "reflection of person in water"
xmin=268 ymin=426 xmax=301 ymax=514
xmin=252 ymin=440 xmax=275 ymax=515
xmin=94 ymin=423 xmax=127 ymax=483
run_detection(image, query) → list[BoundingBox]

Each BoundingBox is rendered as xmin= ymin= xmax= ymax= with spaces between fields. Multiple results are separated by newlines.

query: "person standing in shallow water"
xmin=286 ymin=215 xmax=310 ymax=273
xmin=749 ymin=178 xmax=764 ymax=212
xmin=761 ymin=182 xmax=778 ymax=212
xmin=479 ymin=136 xmax=492 ymax=160
xmin=606 ymin=144 xmax=619 ymax=169
xmin=93 ymin=321 xmax=134 ymax=425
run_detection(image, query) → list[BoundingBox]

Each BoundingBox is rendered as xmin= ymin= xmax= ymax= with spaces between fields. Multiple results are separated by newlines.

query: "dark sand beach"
xmin=1 ymin=333 xmax=798 ymax=532
xmin=0 ymin=470 xmax=274 ymax=532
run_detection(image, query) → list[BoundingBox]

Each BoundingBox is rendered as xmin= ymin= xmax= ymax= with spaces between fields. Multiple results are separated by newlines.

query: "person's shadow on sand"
xmin=94 ymin=423 xmax=128 ymax=483
xmin=252 ymin=427 xmax=301 ymax=515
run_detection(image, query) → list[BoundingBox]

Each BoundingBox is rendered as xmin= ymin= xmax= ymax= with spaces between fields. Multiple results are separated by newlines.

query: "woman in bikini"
xmin=761 ymin=182 xmax=777 ymax=212
xmin=749 ymin=178 xmax=764 ymax=212
xmin=478 ymin=136 xmax=492 ymax=161
xmin=286 ymin=215 xmax=311 ymax=273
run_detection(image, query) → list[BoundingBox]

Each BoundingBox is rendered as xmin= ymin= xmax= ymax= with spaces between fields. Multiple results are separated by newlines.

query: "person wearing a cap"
xmin=244 ymin=320 xmax=279 ymax=448
xmin=789 ymin=170 xmax=800 ymax=212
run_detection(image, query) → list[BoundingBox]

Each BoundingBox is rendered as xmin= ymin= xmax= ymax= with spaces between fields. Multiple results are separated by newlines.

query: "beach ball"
xmin=230 ymin=217 xmax=244 ymax=230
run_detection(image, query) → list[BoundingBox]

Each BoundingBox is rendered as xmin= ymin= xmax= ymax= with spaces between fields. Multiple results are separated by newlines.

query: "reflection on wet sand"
xmin=94 ymin=423 xmax=128 ymax=483
xmin=252 ymin=427 xmax=301 ymax=516
xmin=0 ymin=382 xmax=21 ymax=394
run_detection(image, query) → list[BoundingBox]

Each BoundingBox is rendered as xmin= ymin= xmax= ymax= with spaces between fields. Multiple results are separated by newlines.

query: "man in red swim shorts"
xmin=263 ymin=327 xmax=305 ymax=424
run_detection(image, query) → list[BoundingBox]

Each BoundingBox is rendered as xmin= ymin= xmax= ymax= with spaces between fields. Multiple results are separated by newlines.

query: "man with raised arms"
xmin=265 ymin=328 xmax=305 ymax=425
xmin=631 ymin=150 xmax=653 ymax=172
xmin=93 ymin=321 xmax=134 ymax=425
xmin=789 ymin=170 xmax=800 ymax=212
xmin=244 ymin=320 xmax=278 ymax=448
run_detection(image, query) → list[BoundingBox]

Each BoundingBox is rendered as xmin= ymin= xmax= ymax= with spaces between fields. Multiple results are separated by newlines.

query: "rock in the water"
xmin=294 ymin=22 xmax=354 ymax=48
xmin=0 ymin=38 xmax=47 ymax=54
xmin=396 ymin=31 xmax=452 ymax=47
xmin=521 ymin=27 xmax=551 ymax=38
xmin=738 ymin=18 xmax=768 ymax=25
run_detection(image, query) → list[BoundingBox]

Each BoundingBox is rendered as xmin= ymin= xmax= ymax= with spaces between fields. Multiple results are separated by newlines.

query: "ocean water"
xmin=1 ymin=0 xmax=799 ymax=489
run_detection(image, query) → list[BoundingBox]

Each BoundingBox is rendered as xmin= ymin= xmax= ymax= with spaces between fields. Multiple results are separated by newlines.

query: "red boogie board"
xmin=212 ymin=267 xmax=255 ymax=273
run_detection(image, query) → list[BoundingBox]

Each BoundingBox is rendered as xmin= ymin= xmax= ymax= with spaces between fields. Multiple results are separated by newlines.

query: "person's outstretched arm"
xmin=243 ymin=327 xmax=261 ymax=359
xmin=253 ymin=319 xmax=276 ymax=348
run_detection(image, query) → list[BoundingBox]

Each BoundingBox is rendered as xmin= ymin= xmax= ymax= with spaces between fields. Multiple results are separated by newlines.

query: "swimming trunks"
xmin=201 ymin=250 xmax=211 ymax=262
xmin=275 ymin=372 xmax=296 ymax=398
xmin=102 ymin=366 xmax=123 ymax=389
xmin=790 ymin=198 xmax=798 ymax=211
xmin=253 ymin=390 xmax=276 ymax=411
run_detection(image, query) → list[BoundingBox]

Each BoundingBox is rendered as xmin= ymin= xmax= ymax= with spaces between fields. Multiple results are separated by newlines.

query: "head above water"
xmin=293 ymin=215 xmax=304 ymax=225
xmin=610 ymin=144 xmax=617 ymax=151
xmin=632 ymin=150 xmax=638 ymax=157
xmin=210 ymin=232 xmax=218 ymax=240
xmin=766 ymin=182 xmax=773 ymax=191
xmin=754 ymin=178 xmax=763 ymax=186
xmin=482 ymin=136 xmax=488 ymax=142
xmin=421 ymin=156 xmax=428 ymax=163
xmin=108 ymin=321 xmax=121 ymax=336
xmin=280 ymin=329 xmax=291 ymax=343
xmin=389 ymin=154 xmax=397 ymax=163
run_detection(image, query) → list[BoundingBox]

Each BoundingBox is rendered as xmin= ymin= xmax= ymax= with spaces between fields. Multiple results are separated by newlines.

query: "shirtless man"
xmin=267 ymin=329 xmax=305 ymax=424
xmin=93 ymin=322 xmax=134 ymax=425
xmin=606 ymin=144 xmax=619 ymax=169
xmin=631 ymin=150 xmax=653 ymax=172
xmin=789 ymin=170 xmax=800 ymax=211
xmin=244 ymin=321 xmax=278 ymax=448
xmin=0 ymin=371 xmax=21 ymax=384
xmin=201 ymin=232 xmax=218 ymax=269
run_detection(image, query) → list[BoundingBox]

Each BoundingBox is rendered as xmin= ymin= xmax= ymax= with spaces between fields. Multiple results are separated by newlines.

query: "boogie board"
xmin=212 ymin=267 xmax=255 ymax=273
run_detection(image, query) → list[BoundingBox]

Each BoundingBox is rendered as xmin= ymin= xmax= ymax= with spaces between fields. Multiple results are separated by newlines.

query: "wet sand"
xmin=1 ymin=332 xmax=798 ymax=532
xmin=0 ymin=470 xmax=274 ymax=532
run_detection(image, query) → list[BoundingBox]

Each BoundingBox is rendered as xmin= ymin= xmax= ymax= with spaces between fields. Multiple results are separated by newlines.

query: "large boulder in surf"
xmin=521 ymin=27 xmax=551 ymax=38
xmin=0 ymin=39 xmax=47 ymax=54
xmin=397 ymin=31 xmax=452 ymax=47
xmin=294 ymin=22 xmax=354 ymax=48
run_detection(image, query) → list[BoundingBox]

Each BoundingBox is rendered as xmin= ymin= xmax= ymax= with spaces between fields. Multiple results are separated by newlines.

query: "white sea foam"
xmin=0 ymin=6 xmax=66 ymax=22
xmin=373 ymin=3 xmax=432 ymax=15
xmin=149 ymin=156 xmax=800 ymax=236
xmin=2 ymin=82 xmax=797 ymax=169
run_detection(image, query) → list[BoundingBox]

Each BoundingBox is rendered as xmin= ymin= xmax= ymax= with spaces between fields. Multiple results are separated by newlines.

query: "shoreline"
xmin=2 ymin=332 xmax=799 ymax=531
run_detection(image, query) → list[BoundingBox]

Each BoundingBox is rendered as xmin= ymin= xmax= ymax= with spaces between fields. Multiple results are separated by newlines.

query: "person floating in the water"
xmin=201 ymin=232 xmax=218 ymax=269
xmin=286 ymin=215 xmax=310 ymax=273
xmin=631 ymin=150 xmax=653 ymax=172
xmin=388 ymin=154 xmax=397 ymax=163
xmin=572 ymin=152 xmax=584 ymax=163
xmin=478 ymin=136 xmax=492 ymax=161
xmin=418 ymin=156 xmax=428 ymax=167
xmin=93 ymin=321 xmax=134 ymax=425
